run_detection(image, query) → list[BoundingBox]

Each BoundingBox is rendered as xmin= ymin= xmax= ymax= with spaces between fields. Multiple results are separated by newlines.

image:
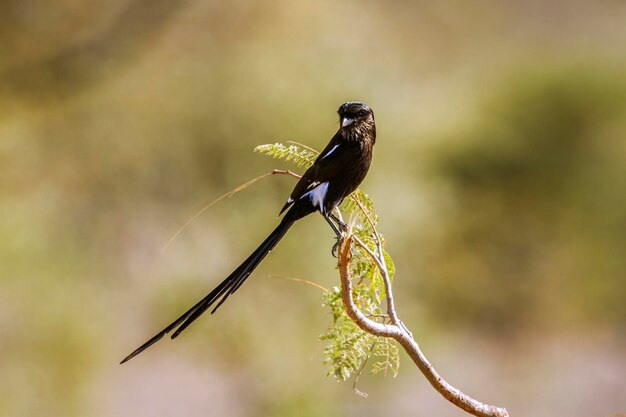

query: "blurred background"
xmin=1 ymin=0 xmax=625 ymax=416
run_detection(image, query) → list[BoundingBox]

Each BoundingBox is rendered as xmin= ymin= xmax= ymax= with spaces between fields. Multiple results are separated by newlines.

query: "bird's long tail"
xmin=120 ymin=216 xmax=295 ymax=364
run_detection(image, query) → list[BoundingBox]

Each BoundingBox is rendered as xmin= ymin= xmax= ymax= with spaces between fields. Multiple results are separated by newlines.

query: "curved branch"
xmin=352 ymin=234 xmax=400 ymax=326
xmin=337 ymin=229 xmax=509 ymax=417
xmin=337 ymin=238 xmax=402 ymax=339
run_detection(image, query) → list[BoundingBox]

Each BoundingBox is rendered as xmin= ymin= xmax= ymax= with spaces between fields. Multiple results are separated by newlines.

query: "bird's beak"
xmin=341 ymin=117 xmax=354 ymax=128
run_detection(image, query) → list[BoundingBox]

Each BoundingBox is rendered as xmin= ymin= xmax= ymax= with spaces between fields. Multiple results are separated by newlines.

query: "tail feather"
xmin=120 ymin=218 xmax=294 ymax=364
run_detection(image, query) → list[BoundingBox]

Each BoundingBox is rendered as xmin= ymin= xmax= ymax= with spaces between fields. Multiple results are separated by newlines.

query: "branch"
xmin=351 ymin=196 xmax=400 ymax=327
xmin=336 ymin=227 xmax=509 ymax=417
xmin=352 ymin=235 xmax=400 ymax=327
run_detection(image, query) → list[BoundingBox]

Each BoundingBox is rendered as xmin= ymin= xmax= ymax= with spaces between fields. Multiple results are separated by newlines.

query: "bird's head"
xmin=337 ymin=101 xmax=374 ymax=129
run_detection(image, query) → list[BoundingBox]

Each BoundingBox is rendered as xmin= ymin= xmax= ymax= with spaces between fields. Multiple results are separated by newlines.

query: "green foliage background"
xmin=0 ymin=1 xmax=625 ymax=417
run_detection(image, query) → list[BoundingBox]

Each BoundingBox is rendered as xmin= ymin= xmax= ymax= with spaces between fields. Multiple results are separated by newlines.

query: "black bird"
xmin=121 ymin=101 xmax=376 ymax=364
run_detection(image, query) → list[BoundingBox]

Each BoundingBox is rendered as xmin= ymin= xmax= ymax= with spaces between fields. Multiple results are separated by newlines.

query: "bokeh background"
xmin=1 ymin=1 xmax=625 ymax=416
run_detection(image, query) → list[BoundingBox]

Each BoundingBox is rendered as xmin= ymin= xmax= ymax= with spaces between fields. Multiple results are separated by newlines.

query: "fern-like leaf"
xmin=254 ymin=143 xmax=318 ymax=168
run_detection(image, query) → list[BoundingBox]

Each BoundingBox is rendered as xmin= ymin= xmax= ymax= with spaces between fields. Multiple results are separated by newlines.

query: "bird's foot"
xmin=333 ymin=217 xmax=348 ymax=232
xmin=331 ymin=234 xmax=352 ymax=258
xmin=332 ymin=237 xmax=340 ymax=258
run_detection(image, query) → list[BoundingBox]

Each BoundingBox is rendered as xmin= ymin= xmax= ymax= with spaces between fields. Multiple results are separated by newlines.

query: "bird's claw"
xmin=331 ymin=234 xmax=352 ymax=258
xmin=332 ymin=237 xmax=340 ymax=258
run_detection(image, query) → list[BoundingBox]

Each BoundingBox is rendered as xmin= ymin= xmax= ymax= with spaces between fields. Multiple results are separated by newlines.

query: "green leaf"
xmin=254 ymin=143 xmax=318 ymax=168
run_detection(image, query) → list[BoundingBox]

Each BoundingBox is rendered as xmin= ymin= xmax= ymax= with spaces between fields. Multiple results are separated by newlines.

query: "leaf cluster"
xmin=255 ymin=143 xmax=318 ymax=168
xmin=255 ymin=142 xmax=400 ymax=382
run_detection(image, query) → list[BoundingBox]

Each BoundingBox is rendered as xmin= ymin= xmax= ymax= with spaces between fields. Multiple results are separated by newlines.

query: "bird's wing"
xmin=280 ymin=132 xmax=356 ymax=214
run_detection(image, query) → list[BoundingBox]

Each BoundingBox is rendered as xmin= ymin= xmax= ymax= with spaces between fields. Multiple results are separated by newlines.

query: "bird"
xmin=120 ymin=101 xmax=376 ymax=364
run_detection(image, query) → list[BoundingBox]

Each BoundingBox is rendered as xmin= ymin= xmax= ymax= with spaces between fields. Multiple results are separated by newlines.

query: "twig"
xmin=352 ymin=340 xmax=378 ymax=398
xmin=269 ymin=275 xmax=327 ymax=292
xmin=271 ymin=169 xmax=302 ymax=180
xmin=337 ymin=228 xmax=405 ymax=339
xmin=352 ymin=235 xmax=399 ymax=327
xmin=352 ymin=195 xmax=379 ymax=243
xmin=161 ymin=169 xmax=301 ymax=253
xmin=337 ymin=227 xmax=509 ymax=417
xmin=351 ymin=196 xmax=399 ymax=325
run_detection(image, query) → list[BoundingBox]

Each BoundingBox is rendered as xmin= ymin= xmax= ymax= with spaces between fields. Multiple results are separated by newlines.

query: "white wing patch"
xmin=305 ymin=181 xmax=320 ymax=191
xmin=305 ymin=181 xmax=330 ymax=214
xmin=320 ymin=144 xmax=340 ymax=160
